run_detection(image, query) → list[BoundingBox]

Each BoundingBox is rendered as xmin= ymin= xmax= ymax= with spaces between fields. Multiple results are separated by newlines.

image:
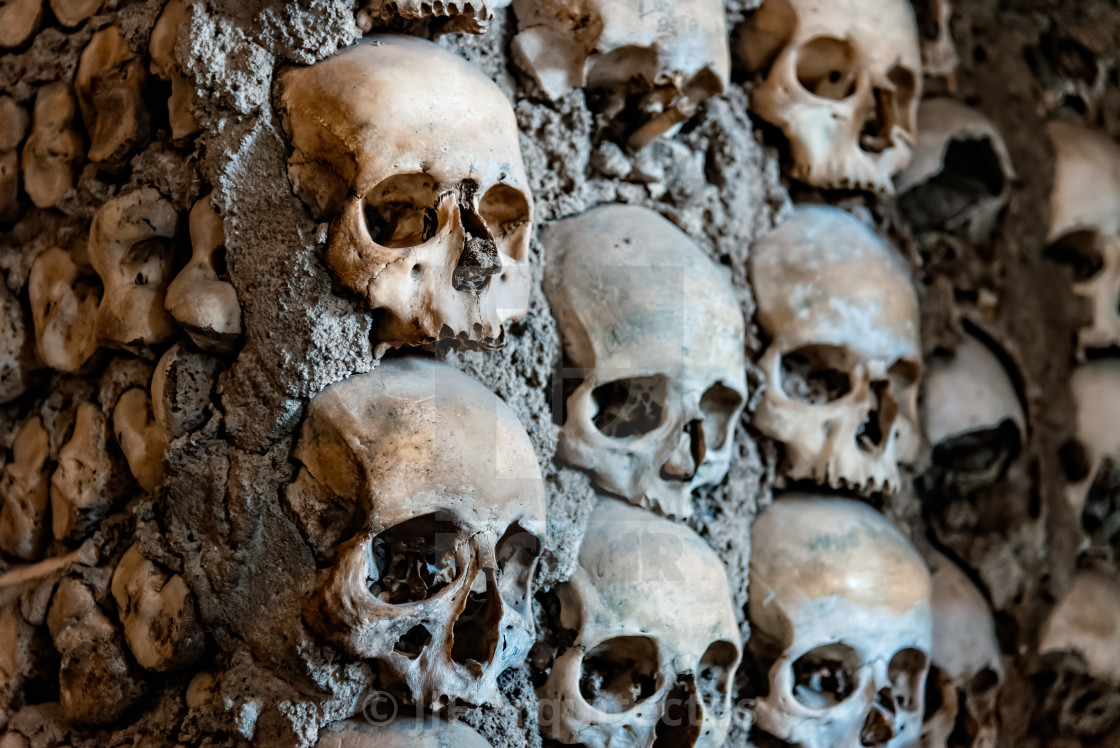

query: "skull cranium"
xmin=278 ymin=37 xmax=534 ymax=357
xmin=289 ymin=357 xmax=546 ymax=708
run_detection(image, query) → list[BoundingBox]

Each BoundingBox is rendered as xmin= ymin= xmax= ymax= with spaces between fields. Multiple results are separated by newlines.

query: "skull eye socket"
xmin=698 ymin=640 xmax=740 ymax=709
xmin=479 ymin=184 xmax=531 ymax=261
xmin=795 ymin=37 xmax=860 ymax=100
xmin=591 ymin=375 xmax=669 ymax=438
xmin=495 ymin=523 xmax=542 ymax=612
xmin=791 ymin=642 xmax=862 ymax=709
xmin=366 ymin=513 xmax=467 ymax=605
xmin=779 ymin=345 xmax=854 ymax=404
xmin=887 ymin=647 xmax=928 ymax=712
xmin=1047 ymin=230 xmax=1105 ymax=282
xmin=700 ymin=383 xmax=744 ymax=452
xmin=363 ymin=173 xmax=443 ymax=249
xmin=579 ymin=635 xmax=661 ymax=714
xmin=898 ymin=136 xmax=1007 ymax=234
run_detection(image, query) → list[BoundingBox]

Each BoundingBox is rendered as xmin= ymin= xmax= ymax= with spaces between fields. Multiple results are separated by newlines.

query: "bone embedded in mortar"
xmin=149 ymin=0 xmax=200 ymax=141
xmin=511 ymin=0 xmax=730 ymax=148
xmin=28 ymin=247 xmax=101 ymax=373
xmin=541 ymin=203 xmax=747 ymax=518
xmin=0 ymin=281 xmax=34 ymax=405
xmin=277 ymin=35 xmax=534 ymax=356
xmin=0 ymin=416 xmax=51 ymax=561
xmin=735 ymin=0 xmax=923 ymax=193
xmin=289 ymin=356 xmax=546 ymax=709
xmin=538 ymin=496 xmax=741 ymax=748
xmin=75 ymin=25 xmax=150 ymax=169
xmin=1046 ymin=121 xmax=1120 ymax=356
xmin=50 ymin=0 xmax=105 ymax=28
xmin=749 ymin=495 xmax=933 ymax=748
xmin=355 ymin=0 xmax=510 ymax=34
xmin=50 ymin=402 xmax=119 ymax=544
xmin=315 ymin=714 xmax=494 ymax=746
xmin=21 ymin=82 xmax=84 ymax=210
xmin=750 ymin=205 xmax=923 ymax=495
xmin=0 ymin=0 xmax=42 ymax=49
xmin=0 ymin=96 xmax=27 ymax=223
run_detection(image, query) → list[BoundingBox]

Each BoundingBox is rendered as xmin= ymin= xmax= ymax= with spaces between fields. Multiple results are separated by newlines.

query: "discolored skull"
xmin=355 ymin=0 xmax=511 ymax=34
xmin=511 ymin=0 xmax=729 ymax=148
xmin=1040 ymin=570 xmax=1120 ymax=687
xmin=315 ymin=715 xmax=492 ymax=747
xmin=921 ymin=551 xmax=1004 ymax=748
xmin=278 ymin=37 xmax=534 ymax=357
xmin=736 ymin=0 xmax=922 ymax=193
xmin=1063 ymin=360 xmax=1120 ymax=556
xmin=749 ymin=496 xmax=932 ymax=748
xmin=750 ymin=206 xmax=922 ymax=494
xmin=542 ymin=205 xmax=747 ymax=518
xmin=1046 ymin=122 xmax=1120 ymax=355
xmin=539 ymin=497 xmax=741 ymax=748
xmin=921 ymin=330 xmax=1025 ymax=493
xmin=289 ymin=357 xmax=546 ymax=708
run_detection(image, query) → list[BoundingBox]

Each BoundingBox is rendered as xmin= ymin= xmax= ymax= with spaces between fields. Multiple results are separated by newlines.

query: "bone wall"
xmin=0 ymin=0 xmax=1116 ymax=747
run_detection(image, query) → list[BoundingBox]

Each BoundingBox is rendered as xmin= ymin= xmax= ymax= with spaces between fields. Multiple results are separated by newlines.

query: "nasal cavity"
xmin=860 ymin=697 xmax=897 ymax=746
xmin=450 ymin=568 xmax=501 ymax=672
xmin=660 ymin=419 xmax=704 ymax=483
xmin=652 ymin=677 xmax=702 ymax=748
xmin=453 ymin=236 xmax=500 ymax=292
xmin=856 ymin=381 xmax=897 ymax=453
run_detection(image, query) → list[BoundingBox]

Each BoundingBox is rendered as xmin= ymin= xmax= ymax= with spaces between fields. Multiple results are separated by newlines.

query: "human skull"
xmin=316 ymin=716 xmax=492 ymax=747
xmin=165 ymin=195 xmax=242 ymax=352
xmin=0 ymin=417 xmax=51 ymax=561
xmin=149 ymin=0 xmax=199 ymax=140
xmin=278 ymin=36 xmax=534 ymax=357
xmin=749 ymin=495 xmax=932 ymax=748
xmin=88 ymin=188 xmax=179 ymax=351
xmin=355 ymin=0 xmax=511 ymax=34
xmin=110 ymin=545 xmax=206 ymax=671
xmin=75 ymin=25 xmax=150 ymax=168
xmin=1064 ymin=360 xmax=1120 ymax=555
xmin=921 ymin=329 xmax=1025 ymax=492
xmin=542 ymin=204 xmax=747 ymax=518
xmin=921 ymin=551 xmax=1004 ymax=748
xmin=736 ymin=0 xmax=922 ymax=193
xmin=28 ymin=247 xmax=101 ymax=373
xmin=896 ymin=99 xmax=1015 ymax=244
xmin=511 ymin=0 xmax=729 ymax=148
xmin=750 ymin=206 xmax=922 ymax=494
xmin=914 ymin=0 xmax=958 ymax=81
xmin=1040 ymin=569 xmax=1120 ymax=686
xmin=290 ymin=357 xmax=546 ymax=708
xmin=47 ymin=576 xmax=147 ymax=724
xmin=1046 ymin=122 xmax=1120 ymax=355
xmin=21 ymin=82 xmax=84 ymax=210
xmin=539 ymin=497 xmax=740 ymax=748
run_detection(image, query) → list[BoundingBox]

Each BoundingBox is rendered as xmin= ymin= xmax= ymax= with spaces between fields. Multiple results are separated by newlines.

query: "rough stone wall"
xmin=0 ymin=0 xmax=1116 ymax=747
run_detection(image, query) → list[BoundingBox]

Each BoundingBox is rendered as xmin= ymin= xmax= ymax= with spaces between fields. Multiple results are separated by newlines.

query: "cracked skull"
xmin=289 ymin=357 xmax=546 ymax=708
xmin=539 ymin=497 xmax=741 ymax=748
xmin=542 ymin=204 xmax=747 ymax=518
xmin=278 ymin=36 xmax=534 ymax=357
xmin=749 ymin=495 xmax=932 ymax=748
xmin=736 ymin=0 xmax=922 ymax=193
xmin=750 ymin=206 xmax=922 ymax=494
xmin=921 ymin=551 xmax=1004 ymax=748
xmin=511 ymin=0 xmax=729 ymax=149
xmin=1046 ymin=121 xmax=1120 ymax=355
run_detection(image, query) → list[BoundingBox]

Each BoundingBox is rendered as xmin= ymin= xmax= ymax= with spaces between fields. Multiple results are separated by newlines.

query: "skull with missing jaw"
xmin=542 ymin=204 xmax=747 ymax=518
xmin=288 ymin=357 xmax=546 ymax=708
xmin=278 ymin=37 xmax=534 ymax=357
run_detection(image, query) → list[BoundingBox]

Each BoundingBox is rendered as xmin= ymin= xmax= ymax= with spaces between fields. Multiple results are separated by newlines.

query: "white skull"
xmin=511 ymin=0 xmax=729 ymax=148
xmin=316 ymin=715 xmax=492 ymax=747
xmin=750 ymin=206 xmax=922 ymax=494
xmin=355 ymin=0 xmax=510 ymax=33
xmin=110 ymin=545 xmax=206 ymax=672
xmin=1040 ymin=569 xmax=1120 ymax=686
xmin=921 ymin=330 xmax=1025 ymax=490
xmin=539 ymin=497 xmax=741 ymax=748
xmin=0 ymin=417 xmax=51 ymax=561
xmin=22 ymin=82 xmax=84 ymax=210
xmin=737 ymin=0 xmax=922 ymax=193
xmin=542 ymin=204 xmax=747 ymax=518
xmin=278 ymin=36 xmax=534 ymax=357
xmin=1046 ymin=122 xmax=1120 ymax=355
xmin=88 ymin=188 xmax=179 ymax=351
xmin=28 ymin=247 xmax=101 ymax=373
xmin=749 ymin=495 xmax=932 ymax=748
xmin=1065 ymin=360 xmax=1120 ymax=541
xmin=896 ymin=99 xmax=1015 ymax=244
xmin=921 ymin=551 xmax=1004 ymax=748
xmin=164 ymin=195 xmax=242 ymax=352
xmin=289 ymin=357 xmax=546 ymax=708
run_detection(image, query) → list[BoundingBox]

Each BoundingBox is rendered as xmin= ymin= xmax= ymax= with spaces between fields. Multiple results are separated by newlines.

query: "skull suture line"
xmin=289 ymin=357 xmax=546 ymax=709
xmin=736 ymin=0 xmax=922 ymax=193
xmin=749 ymin=496 xmax=933 ymax=748
xmin=750 ymin=205 xmax=922 ymax=494
xmin=278 ymin=36 xmax=534 ymax=357
xmin=542 ymin=204 xmax=747 ymax=518
xmin=539 ymin=497 xmax=741 ymax=748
